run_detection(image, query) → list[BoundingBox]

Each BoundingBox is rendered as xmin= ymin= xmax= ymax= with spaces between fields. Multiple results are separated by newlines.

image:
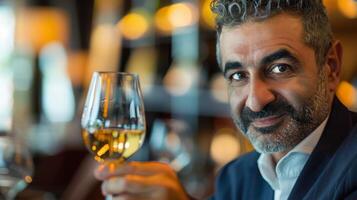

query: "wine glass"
xmin=81 ymin=72 xmax=146 ymax=198
xmin=149 ymin=119 xmax=192 ymax=172
xmin=0 ymin=135 xmax=34 ymax=200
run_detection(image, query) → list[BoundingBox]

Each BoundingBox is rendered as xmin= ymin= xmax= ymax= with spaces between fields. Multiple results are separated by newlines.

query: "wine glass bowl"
xmin=0 ymin=136 xmax=34 ymax=200
xmin=81 ymin=72 xmax=146 ymax=163
xmin=149 ymin=119 xmax=192 ymax=172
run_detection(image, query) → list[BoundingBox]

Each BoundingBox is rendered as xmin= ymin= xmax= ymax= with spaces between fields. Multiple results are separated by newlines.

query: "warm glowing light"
xmin=103 ymin=78 xmax=111 ymax=118
xmin=210 ymin=129 xmax=241 ymax=166
xmin=337 ymin=81 xmax=357 ymax=108
xmin=210 ymin=73 xmax=228 ymax=103
xmin=16 ymin=8 xmax=69 ymax=51
xmin=118 ymin=11 xmax=149 ymax=40
xmin=201 ymin=0 xmax=216 ymax=29
xmin=163 ymin=63 xmax=198 ymax=96
xmin=86 ymin=23 xmax=121 ymax=86
xmin=338 ymin=0 xmax=357 ymax=18
xmin=323 ymin=0 xmax=335 ymax=13
xmin=97 ymin=144 xmax=110 ymax=157
xmin=25 ymin=176 xmax=32 ymax=183
xmin=155 ymin=3 xmax=197 ymax=34
xmin=112 ymin=131 xmax=118 ymax=137
xmin=67 ymin=51 xmax=87 ymax=87
xmin=155 ymin=6 xmax=172 ymax=34
xmin=118 ymin=142 xmax=124 ymax=150
xmin=94 ymin=156 xmax=103 ymax=162
xmin=169 ymin=3 xmax=197 ymax=28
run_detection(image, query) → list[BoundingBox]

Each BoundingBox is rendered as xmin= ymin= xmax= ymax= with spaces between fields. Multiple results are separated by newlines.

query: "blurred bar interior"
xmin=0 ymin=0 xmax=356 ymax=199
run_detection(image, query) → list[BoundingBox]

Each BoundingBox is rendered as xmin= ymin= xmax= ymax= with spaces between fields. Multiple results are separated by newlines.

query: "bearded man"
xmin=94 ymin=1 xmax=357 ymax=199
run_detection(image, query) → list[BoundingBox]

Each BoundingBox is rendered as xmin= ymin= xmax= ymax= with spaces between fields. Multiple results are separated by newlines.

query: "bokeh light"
xmin=210 ymin=128 xmax=241 ymax=166
xmin=337 ymin=81 xmax=357 ymax=109
xmin=155 ymin=3 xmax=197 ymax=35
xmin=337 ymin=0 xmax=357 ymax=19
xmin=201 ymin=0 xmax=216 ymax=29
xmin=118 ymin=11 xmax=149 ymax=40
xmin=155 ymin=5 xmax=171 ymax=34
xmin=163 ymin=63 xmax=198 ymax=96
xmin=16 ymin=8 xmax=69 ymax=52
xmin=169 ymin=3 xmax=197 ymax=28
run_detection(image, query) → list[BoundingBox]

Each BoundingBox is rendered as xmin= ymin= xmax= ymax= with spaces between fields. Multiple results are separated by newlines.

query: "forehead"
xmin=219 ymin=14 xmax=310 ymax=66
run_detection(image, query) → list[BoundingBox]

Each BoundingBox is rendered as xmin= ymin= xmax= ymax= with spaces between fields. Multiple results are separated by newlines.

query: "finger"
xmin=95 ymin=162 xmax=125 ymax=180
xmin=102 ymin=175 xmax=154 ymax=196
xmin=102 ymin=174 xmax=189 ymax=200
xmin=95 ymin=161 xmax=174 ymax=180
xmin=112 ymin=194 xmax=147 ymax=200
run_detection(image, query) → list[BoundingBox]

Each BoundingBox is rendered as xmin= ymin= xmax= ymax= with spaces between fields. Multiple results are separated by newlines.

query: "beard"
xmin=231 ymin=69 xmax=330 ymax=153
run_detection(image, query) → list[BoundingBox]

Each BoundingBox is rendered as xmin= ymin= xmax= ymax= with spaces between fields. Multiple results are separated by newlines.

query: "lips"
xmin=251 ymin=114 xmax=285 ymax=128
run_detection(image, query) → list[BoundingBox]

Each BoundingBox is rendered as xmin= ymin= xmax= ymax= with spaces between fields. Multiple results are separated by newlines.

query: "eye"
xmin=270 ymin=64 xmax=291 ymax=74
xmin=230 ymin=71 xmax=247 ymax=81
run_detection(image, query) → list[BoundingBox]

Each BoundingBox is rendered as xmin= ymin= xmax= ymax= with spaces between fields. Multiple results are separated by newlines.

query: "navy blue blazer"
xmin=210 ymin=98 xmax=357 ymax=200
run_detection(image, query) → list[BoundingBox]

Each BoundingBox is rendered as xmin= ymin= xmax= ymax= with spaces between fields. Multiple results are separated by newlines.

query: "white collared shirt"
xmin=257 ymin=117 xmax=329 ymax=200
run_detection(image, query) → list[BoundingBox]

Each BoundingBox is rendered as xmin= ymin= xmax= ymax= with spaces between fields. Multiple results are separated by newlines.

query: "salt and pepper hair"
xmin=211 ymin=0 xmax=333 ymax=67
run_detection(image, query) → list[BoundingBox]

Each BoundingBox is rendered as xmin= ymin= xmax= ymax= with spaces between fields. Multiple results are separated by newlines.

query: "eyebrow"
xmin=223 ymin=61 xmax=243 ymax=77
xmin=223 ymin=49 xmax=299 ymax=77
xmin=260 ymin=49 xmax=299 ymax=66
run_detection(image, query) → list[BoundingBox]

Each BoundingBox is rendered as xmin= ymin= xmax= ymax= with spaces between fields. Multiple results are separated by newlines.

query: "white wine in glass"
xmin=81 ymin=72 xmax=146 ymax=163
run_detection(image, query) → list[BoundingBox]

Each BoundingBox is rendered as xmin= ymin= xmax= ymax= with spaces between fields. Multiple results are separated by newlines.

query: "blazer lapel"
xmin=249 ymin=168 xmax=274 ymax=200
xmin=288 ymin=98 xmax=354 ymax=200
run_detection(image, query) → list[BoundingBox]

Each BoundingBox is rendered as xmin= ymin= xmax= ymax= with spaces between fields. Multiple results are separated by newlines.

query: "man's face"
xmin=219 ymin=14 xmax=331 ymax=153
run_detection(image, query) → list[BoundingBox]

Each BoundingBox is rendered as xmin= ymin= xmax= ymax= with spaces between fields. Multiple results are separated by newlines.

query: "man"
xmin=94 ymin=0 xmax=357 ymax=199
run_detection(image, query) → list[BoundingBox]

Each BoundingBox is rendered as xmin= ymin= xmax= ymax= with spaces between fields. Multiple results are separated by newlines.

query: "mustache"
xmin=236 ymin=98 xmax=299 ymax=134
xmin=242 ymin=99 xmax=295 ymax=122
xmin=233 ymin=97 xmax=314 ymax=134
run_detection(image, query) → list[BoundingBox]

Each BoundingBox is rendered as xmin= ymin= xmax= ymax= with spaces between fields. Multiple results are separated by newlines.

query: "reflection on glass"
xmin=0 ymin=136 xmax=33 ymax=200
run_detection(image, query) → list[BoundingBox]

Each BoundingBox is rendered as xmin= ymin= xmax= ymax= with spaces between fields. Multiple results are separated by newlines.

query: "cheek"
xmin=277 ymin=79 xmax=317 ymax=108
xmin=228 ymin=86 xmax=246 ymax=113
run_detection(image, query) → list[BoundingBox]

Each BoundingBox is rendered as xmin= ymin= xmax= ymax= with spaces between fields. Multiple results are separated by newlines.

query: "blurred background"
xmin=0 ymin=0 xmax=356 ymax=199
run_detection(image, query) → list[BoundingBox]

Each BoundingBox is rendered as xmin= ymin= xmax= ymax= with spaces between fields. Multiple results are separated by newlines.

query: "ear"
xmin=325 ymin=40 xmax=343 ymax=93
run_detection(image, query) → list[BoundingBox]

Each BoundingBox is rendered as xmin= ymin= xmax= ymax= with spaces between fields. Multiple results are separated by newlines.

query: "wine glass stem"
xmin=5 ymin=192 xmax=15 ymax=200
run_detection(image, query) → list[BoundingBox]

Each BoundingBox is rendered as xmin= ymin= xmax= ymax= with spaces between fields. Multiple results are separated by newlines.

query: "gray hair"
xmin=211 ymin=0 xmax=333 ymax=67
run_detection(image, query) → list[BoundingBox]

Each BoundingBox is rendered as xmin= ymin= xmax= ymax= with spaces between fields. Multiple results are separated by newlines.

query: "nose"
xmin=246 ymin=78 xmax=276 ymax=112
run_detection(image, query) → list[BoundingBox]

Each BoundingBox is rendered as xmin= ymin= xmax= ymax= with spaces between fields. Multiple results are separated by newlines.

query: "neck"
xmin=272 ymin=151 xmax=289 ymax=164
